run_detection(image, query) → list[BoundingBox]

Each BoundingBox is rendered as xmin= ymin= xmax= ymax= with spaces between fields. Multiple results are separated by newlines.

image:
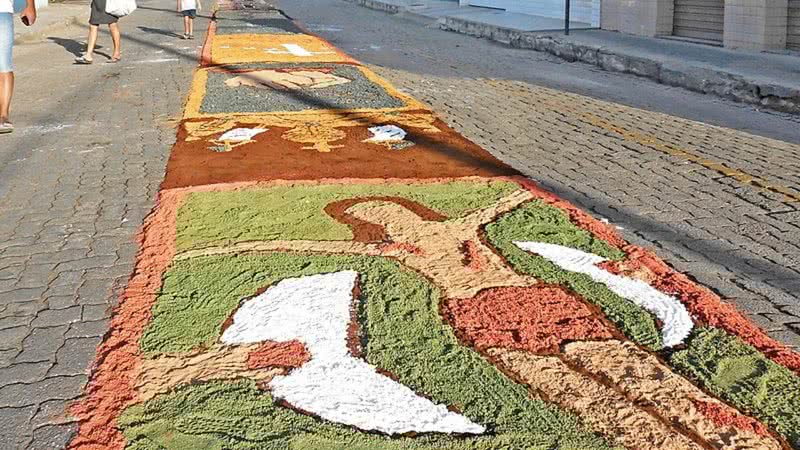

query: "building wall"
xmin=600 ymin=0 xmax=792 ymax=50
xmin=789 ymin=0 xmax=800 ymax=49
xmin=505 ymin=0 xmax=600 ymax=26
xmin=723 ymin=0 xmax=787 ymax=49
xmin=601 ymin=0 xmax=673 ymax=36
xmin=468 ymin=0 xmax=599 ymax=26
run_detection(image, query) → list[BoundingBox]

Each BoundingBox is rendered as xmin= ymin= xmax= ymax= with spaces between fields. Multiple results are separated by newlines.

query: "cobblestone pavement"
xmin=1 ymin=0 xmax=799 ymax=447
xmin=279 ymin=0 xmax=800 ymax=349
xmin=0 ymin=1 xmax=209 ymax=448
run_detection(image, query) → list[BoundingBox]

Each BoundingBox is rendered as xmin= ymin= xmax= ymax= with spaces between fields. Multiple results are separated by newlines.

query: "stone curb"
xmin=345 ymin=0 xmax=800 ymax=114
xmin=439 ymin=16 xmax=800 ymax=114
xmin=14 ymin=14 xmax=83 ymax=45
xmin=346 ymin=0 xmax=401 ymax=14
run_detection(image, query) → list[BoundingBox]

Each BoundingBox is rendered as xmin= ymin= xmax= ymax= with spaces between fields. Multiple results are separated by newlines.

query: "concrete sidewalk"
xmin=348 ymin=0 xmax=800 ymax=114
xmin=354 ymin=0 xmax=592 ymax=30
xmin=14 ymin=0 xmax=87 ymax=44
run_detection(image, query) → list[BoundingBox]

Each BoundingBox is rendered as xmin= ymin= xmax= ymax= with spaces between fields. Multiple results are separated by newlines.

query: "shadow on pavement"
xmin=47 ymin=36 xmax=111 ymax=59
xmin=138 ymin=26 xmax=183 ymax=38
xmin=136 ymin=4 xmax=214 ymax=19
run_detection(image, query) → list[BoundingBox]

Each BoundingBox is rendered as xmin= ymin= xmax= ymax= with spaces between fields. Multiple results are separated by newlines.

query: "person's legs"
xmin=0 ymin=72 xmax=12 ymax=124
xmin=188 ymin=16 xmax=193 ymax=36
xmin=0 ymin=13 xmax=14 ymax=128
xmin=109 ymin=22 xmax=121 ymax=59
xmin=84 ymin=24 xmax=100 ymax=60
xmin=183 ymin=15 xmax=189 ymax=36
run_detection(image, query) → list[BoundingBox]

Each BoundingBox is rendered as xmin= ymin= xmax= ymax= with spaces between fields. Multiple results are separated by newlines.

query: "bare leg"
xmin=183 ymin=16 xmax=189 ymax=35
xmin=0 ymin=71 xmax=13 ymax=122
xmin=109 ymin=23 xmax=121 ymax=59
xmin=85 ymin=24 xmax=99 ymax=60
xmin=188 ymin=17 xmax=193 ymax=36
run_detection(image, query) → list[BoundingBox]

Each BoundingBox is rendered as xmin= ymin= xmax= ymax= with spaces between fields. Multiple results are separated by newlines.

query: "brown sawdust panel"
xmin=162 ymin=118 xmax=517 ymax=189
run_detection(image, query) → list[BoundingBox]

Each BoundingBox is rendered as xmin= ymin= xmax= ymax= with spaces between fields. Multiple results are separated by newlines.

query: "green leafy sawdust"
xmin=485 ymin=201 xmax=663 ymax=350
xmin=175 ymin=180 xmax=521 ymax=251
xmin=120 ymin=381 xmax=607 ymax=450
xmin=132 ymin=253 xmax=615 ymax=450
xmin=671 ymin=327 xmax=800 ymax=448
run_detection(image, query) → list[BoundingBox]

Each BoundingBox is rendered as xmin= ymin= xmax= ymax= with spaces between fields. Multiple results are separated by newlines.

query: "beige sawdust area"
xmin=563 ymin=340 xmax=782 ymax=449
xmin=491 ymin=348 xmax=701 ymax=450
xmin=346 ymin=189 xmax=536 ymax=298
xmin=490 ymin=341 xmax=782 ymax=450
xmin=176 ymin=189 xmax=536 ymax=298
xmin=135 ymin=345 xmax=284 ymax=402
xmin=223 ymin=69 xmax=351 ymax=90
xmin=175 ymin=240 xmax=383 ymax=261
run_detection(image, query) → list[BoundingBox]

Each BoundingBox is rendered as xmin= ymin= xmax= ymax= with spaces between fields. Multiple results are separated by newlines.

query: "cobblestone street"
xmin=0 ymin=0 xmax=799 ymax=448
xmin=0 ymin=1 xmax=209 ymax=447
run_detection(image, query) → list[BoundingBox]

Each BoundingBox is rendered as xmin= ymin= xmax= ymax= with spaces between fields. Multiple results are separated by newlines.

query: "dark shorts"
xmin=182 ymin=9 xmax=196 ymax=18
xmin=90 ymin=0 xmax=120 ymax=25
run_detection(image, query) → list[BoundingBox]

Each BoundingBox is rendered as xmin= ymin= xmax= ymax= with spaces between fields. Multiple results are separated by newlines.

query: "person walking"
xmin=75 ymin=0 xmax=121 ymax=64
xmin=178 ymin=0 xmax=198 ymax=40
xmin=0 ymin=0 xmax=36 ymax=133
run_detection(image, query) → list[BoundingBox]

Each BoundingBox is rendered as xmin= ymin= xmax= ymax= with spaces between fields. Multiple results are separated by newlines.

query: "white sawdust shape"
xmin=221 ymin=271 xmax=485 ymax=435
xmin=514 ymin=242 xmax=694 ymax=347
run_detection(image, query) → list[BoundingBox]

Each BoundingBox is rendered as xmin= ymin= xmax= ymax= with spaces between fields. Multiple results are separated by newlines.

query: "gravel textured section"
xmin=214 ymin=9 xmax=283 ymax=20
xmin=200 ymin=63 xmax=406 ymax=114
xmin=214 ymin=16 xmax=304 ymax=35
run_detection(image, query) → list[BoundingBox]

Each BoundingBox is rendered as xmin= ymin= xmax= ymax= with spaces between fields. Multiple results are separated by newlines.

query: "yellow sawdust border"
xmin=210 ymin=33 xmax=357 ymax=65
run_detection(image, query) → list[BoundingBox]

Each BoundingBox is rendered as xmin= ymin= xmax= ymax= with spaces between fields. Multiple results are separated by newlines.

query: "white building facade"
xmin=462 ymin=0 xmax=798 ymax=50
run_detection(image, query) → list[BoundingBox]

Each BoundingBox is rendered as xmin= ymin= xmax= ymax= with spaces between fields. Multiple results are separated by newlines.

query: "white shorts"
xmin=0 ymin=13 xmax=12 ymax=73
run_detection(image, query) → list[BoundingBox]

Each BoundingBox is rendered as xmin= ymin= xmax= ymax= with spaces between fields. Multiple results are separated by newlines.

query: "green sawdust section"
xmin=129 ymin=253 xmax=616 ymax=450
xmin=671 ymin=327 xmax=800 ymax=448
xmin=175 ymin=180 xmax=520 ymax=252
xmin=485 ymin=201 xmax=663 ymax=350
xmin=174 ymin=181 xmax=662 ymax=349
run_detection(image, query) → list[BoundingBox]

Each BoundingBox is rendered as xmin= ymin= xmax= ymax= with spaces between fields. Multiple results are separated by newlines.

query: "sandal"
xmin=0 ymin=122 xmax=14 ymax=134
xmin=108 ymin=56 xmax=122 ymax=63
xmin=74 ymin=55 xmax=94 ymax=65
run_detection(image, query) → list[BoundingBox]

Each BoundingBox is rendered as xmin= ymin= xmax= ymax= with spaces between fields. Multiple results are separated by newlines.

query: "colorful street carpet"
xmin=68 ymin=3 xmax=800 ymax=450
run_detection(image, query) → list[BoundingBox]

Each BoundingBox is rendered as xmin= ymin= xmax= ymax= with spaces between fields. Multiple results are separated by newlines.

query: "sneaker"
xmin=181 ymin=33 xmax=190 ymax=40
xmin=0 ymin=122 xmax=14 ymax=134
xmin=74 ymin=55 xmax=94 ymax=64
xmin=188 ymin=34 xmax=195 ymax=40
